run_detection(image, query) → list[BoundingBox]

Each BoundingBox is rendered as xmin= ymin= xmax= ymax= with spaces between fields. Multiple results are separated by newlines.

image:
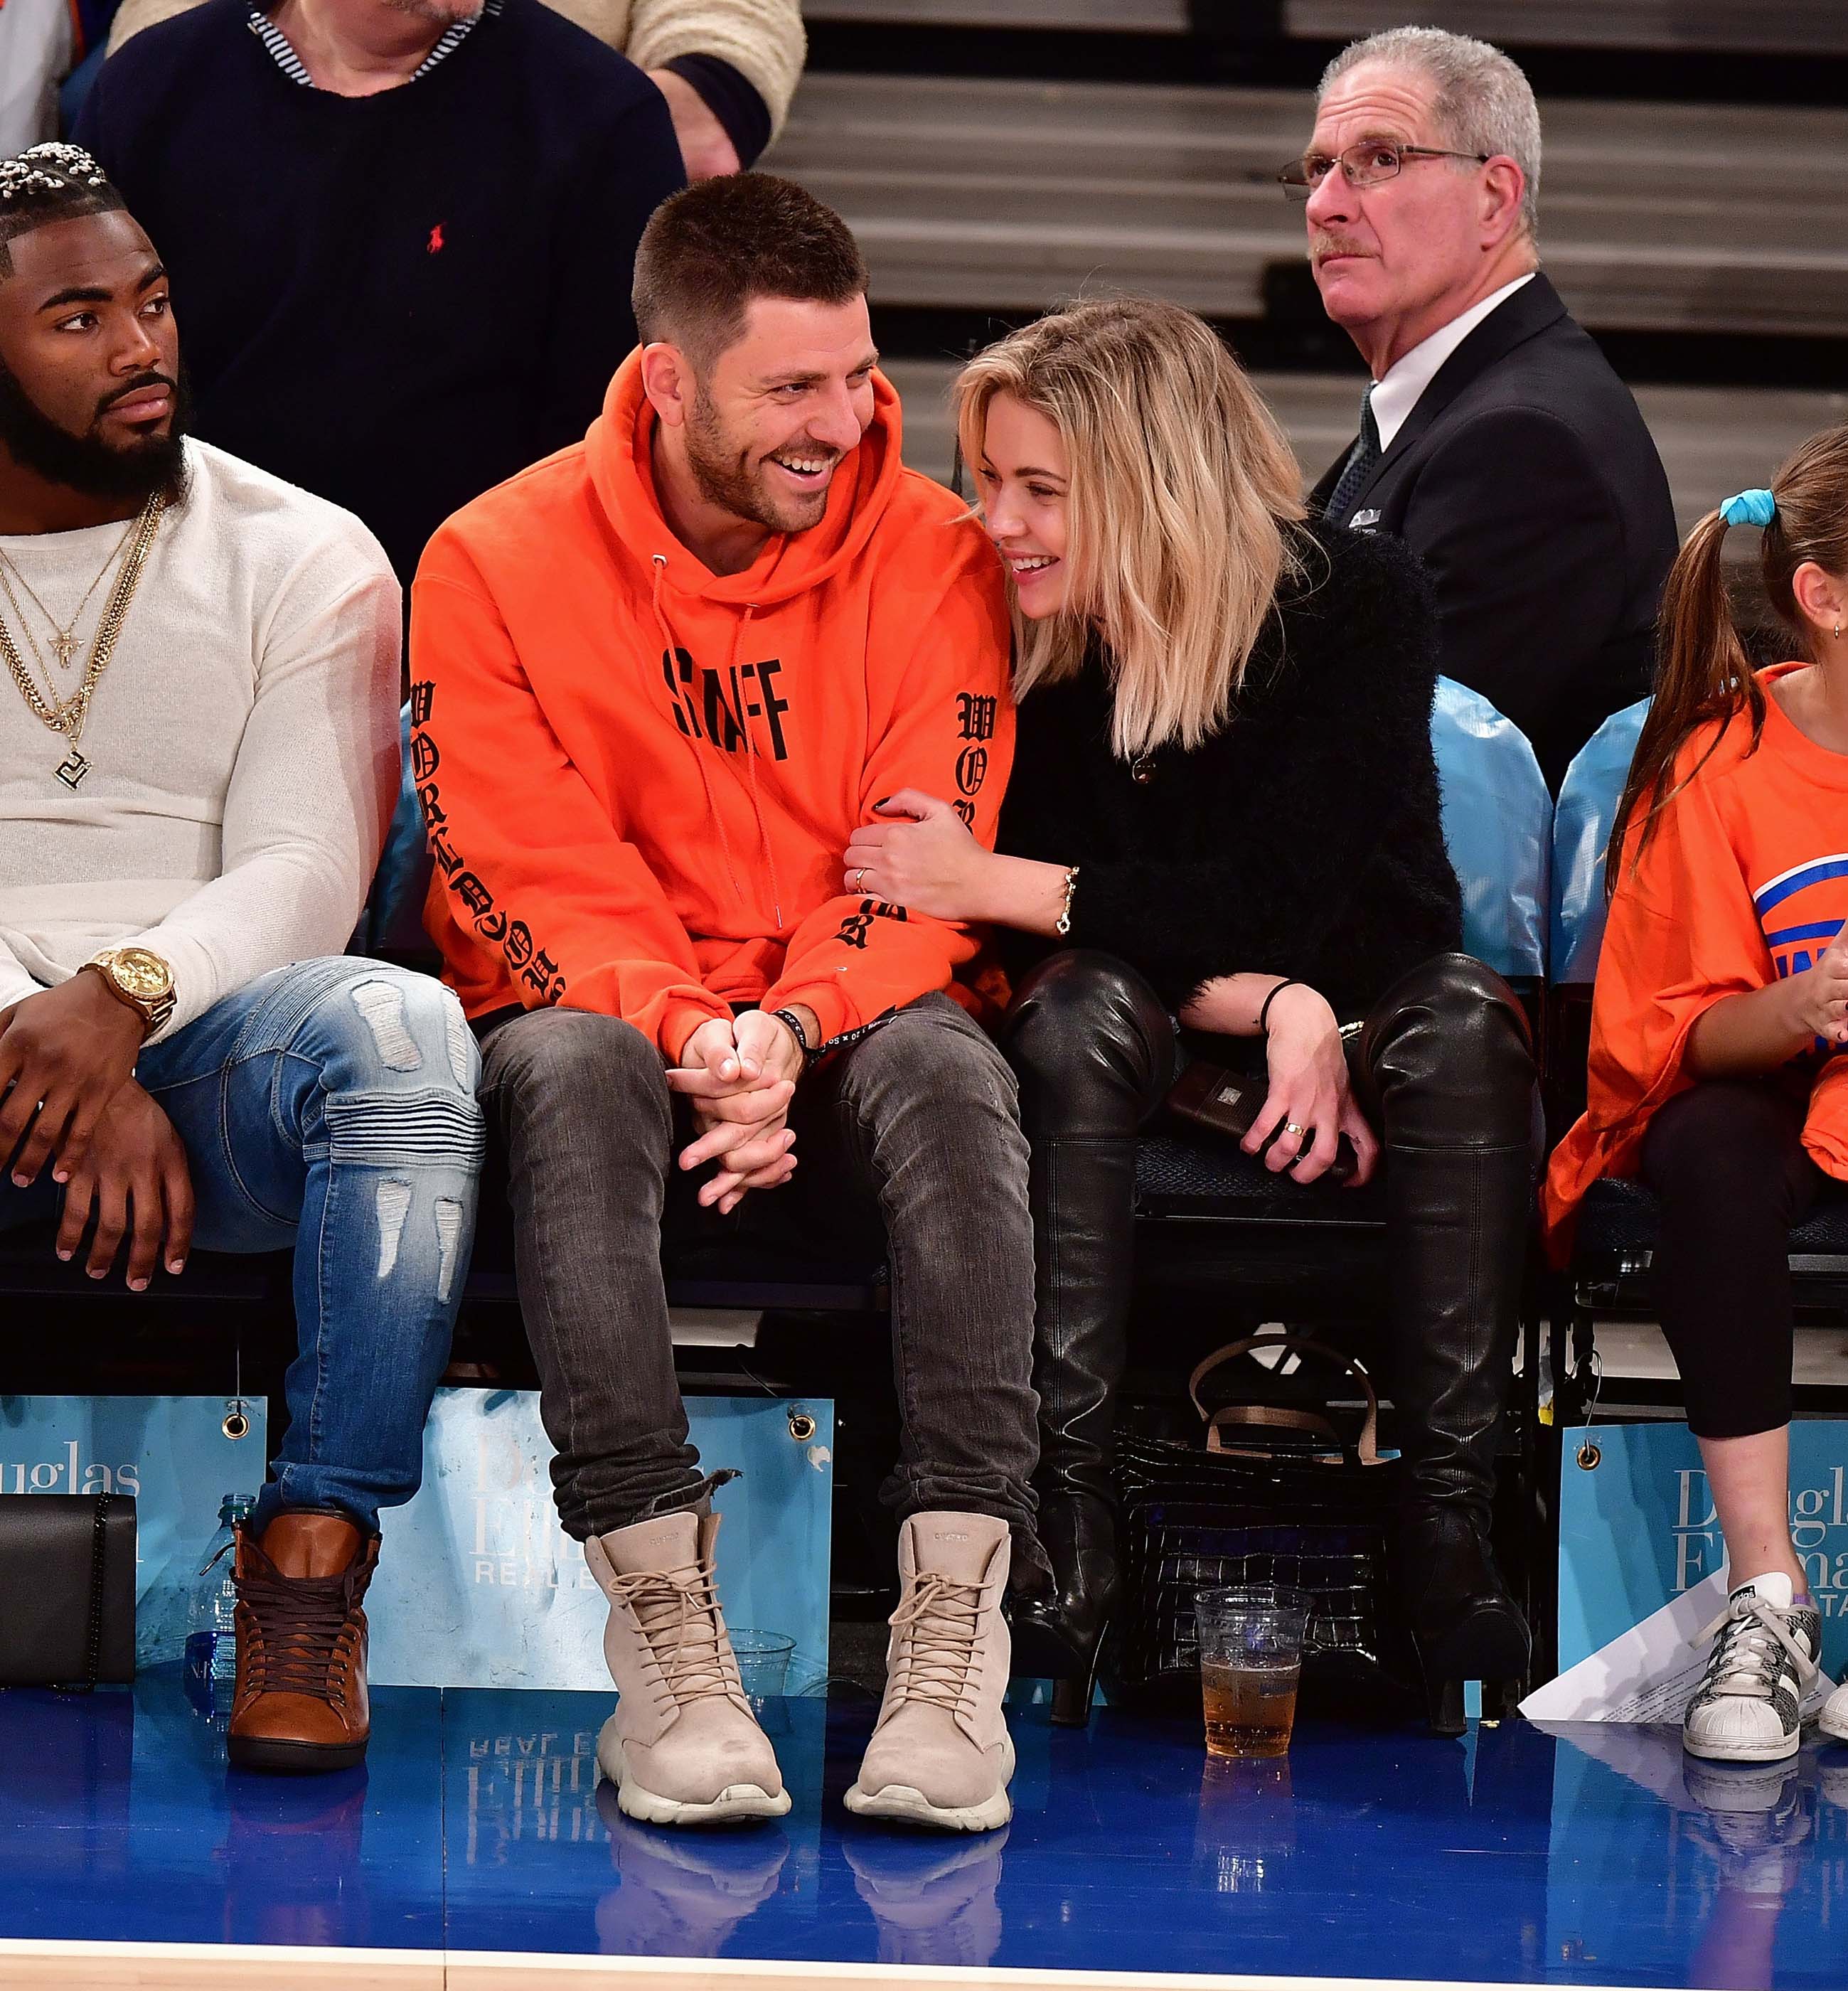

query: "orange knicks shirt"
xmin=1544 ymin=664 xmax=1848 ymax=1259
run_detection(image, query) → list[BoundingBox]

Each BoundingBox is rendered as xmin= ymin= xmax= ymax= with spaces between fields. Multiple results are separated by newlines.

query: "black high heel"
xmin=1424 ymin=1675 xmax=1468 ymax=1737
xmin=1011 ymin=1488 xmax=1117 ymax=1726
xmin=1400 ymin=1506 xmax=1530 ymax=1736
xmin=1048 ymin=1617 xmax=1110 ymax=1728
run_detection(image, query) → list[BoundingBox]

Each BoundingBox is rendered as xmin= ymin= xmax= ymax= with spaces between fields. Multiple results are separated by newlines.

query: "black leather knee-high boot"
xmin=1000 ymin=951 xmax=1175 ymax=1725
xmin=1352 ymin=952 xmax=1537 ymax=1735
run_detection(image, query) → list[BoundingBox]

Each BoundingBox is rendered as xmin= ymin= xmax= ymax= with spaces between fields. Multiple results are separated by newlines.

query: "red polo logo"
xmin=427 ymin=225 xmax=445 ymax=255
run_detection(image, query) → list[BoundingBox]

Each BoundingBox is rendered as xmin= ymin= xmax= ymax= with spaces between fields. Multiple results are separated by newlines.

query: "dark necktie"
xmin=1323 ymin=383 xmax=1381 ymax=523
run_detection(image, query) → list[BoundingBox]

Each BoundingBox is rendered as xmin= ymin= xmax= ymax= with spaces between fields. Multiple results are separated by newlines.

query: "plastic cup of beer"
xmin=1196 ymin=1586 xmax=1310 ymax=1760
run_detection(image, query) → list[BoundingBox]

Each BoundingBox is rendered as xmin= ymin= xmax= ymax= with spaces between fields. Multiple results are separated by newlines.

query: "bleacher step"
xmin=767 ymin=75 xmax=1848 ymax=338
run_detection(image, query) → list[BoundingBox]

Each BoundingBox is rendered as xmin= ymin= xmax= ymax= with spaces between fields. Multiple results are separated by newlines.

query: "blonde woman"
xmin=841 ymin=299 xmax=1535 ymax=1731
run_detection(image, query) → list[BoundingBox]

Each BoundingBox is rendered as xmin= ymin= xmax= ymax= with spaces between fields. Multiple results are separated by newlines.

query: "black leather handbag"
xmin=0 ymin=1493 xmax=137 ymax=1688
xmin=1113 ymin=1335 xmax=1406 ymax=1710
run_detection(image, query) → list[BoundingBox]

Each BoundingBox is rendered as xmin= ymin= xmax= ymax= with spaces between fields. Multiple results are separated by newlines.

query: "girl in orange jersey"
xmin=1544 ymin=425 xmax=1848 ymax=1765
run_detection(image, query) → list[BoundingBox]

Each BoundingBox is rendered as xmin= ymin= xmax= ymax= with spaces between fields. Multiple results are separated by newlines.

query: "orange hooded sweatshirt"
xmin=1542 ymin=663 xmax=1848 ymax=1261
xmin=407 ymin=353 xmax=1013 ymax=1062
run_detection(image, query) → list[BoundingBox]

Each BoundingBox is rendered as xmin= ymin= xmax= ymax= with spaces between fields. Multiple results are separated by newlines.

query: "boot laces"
xmin=238 ymin=1566 xmax=361 ymax=1703
xmin=890 ymin=1572 xmax=984 ymax=1712
xmin=1693 ymin=1593 xmax=1817 ymax=1702
xmin=609 ymin=1557 xmax=735 ymax=1704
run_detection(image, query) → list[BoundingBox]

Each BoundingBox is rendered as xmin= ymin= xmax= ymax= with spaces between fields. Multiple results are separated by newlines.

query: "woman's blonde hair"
xmin=953 ymin=297 xmax=1308 ymax=761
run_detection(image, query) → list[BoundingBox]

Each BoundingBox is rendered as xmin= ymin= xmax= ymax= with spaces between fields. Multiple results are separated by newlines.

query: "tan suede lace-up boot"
xmin=587 ymin=1507 xmax=789 ymax=1827
xmin=845 ymin=1511 xmax=1015 ymax=1832
xmin=228 ymin=1510 xmax=378 ymax=1774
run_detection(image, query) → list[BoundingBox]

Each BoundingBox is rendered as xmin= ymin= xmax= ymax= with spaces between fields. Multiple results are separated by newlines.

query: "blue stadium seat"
xmin=365 ymin=704 xmax=436 ymax=961
xmin=1429 ymin=678 xmax=1551 ymax=984
xmin=1549 ymin=697 xmax=1650 ymax=987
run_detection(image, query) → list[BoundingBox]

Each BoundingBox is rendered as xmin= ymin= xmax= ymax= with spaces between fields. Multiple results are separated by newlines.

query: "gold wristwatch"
xmin=84 ymin=946 xmax=176 ymax=1037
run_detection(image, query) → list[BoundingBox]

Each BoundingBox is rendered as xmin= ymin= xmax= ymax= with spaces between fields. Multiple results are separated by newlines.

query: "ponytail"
xmin=1608 ymin=509 xmax=1763 ymax=891
xmin=1610 ymin=423 xmax=1848 ymax=895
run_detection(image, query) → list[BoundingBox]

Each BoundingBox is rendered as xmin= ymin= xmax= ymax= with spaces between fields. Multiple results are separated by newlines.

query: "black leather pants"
xmin=1000 ymin=949 xmax=1537 ymax=1707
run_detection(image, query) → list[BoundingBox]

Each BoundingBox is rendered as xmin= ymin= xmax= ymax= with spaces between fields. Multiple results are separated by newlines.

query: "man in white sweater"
xmin=0 ymin=146 xmax=484 ymax=1773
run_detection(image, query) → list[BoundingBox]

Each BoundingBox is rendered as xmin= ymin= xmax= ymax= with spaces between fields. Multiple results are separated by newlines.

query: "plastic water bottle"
xmin=183 ymin=1493 xmax=255 ymax=1721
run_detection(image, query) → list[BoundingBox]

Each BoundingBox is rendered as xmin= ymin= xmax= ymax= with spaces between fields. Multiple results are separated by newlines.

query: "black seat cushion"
xmin=1135 ymin=1131 xmax=1389 ymax=1222
xmin=1577 ymin=1173 xmax=1848 ymax=1259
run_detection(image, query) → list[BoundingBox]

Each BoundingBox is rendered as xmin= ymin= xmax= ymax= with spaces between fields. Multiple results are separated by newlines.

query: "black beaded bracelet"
xmin=771 ymin=1006 xmax=820 ymax=1063
xmin=1258 ymin=978 xmax=1303 ymax=1035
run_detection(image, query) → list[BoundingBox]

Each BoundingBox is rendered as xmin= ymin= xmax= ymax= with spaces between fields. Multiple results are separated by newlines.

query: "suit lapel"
xmin=1325 ymin=274 xmax=1570 ymax=521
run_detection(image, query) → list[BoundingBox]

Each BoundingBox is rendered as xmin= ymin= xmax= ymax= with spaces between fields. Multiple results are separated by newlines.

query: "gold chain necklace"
xmin=0 ymin=513 xmax=137 ymax=671
xmin=0 ymin=491 xmax=166 ymax=789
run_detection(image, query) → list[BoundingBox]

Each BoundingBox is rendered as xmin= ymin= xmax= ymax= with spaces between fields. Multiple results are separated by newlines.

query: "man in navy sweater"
xmin=77 ymin=0 xmax=685 ymax=587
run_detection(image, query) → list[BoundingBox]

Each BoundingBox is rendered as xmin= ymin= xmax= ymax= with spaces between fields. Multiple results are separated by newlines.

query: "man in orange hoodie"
xmin=410 ymin=175 xmax=1040 ymax=1834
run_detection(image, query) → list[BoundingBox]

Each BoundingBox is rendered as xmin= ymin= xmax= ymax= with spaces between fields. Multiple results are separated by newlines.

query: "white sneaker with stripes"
xmin=1683 ymin=1573 xmax=1821 ymax=1765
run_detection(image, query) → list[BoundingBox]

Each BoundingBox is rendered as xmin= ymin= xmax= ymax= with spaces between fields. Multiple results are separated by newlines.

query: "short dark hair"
xmin=631 ymin=173 xmax=868 ymax=368
xmin=0 ymin=144 xmax=128 ymax=281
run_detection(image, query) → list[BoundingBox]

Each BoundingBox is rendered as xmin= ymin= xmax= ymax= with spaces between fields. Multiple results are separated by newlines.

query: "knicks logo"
xmin=1753 ymin=853 xmax=1848 ymax=980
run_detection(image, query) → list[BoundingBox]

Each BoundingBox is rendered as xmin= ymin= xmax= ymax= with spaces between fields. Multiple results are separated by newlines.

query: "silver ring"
xmin=1282 ymin=1121 xmax=1307 ymax=1139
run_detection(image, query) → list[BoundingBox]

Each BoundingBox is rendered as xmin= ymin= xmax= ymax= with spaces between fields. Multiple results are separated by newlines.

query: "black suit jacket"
xmin=1310 ymin=274 xmax=1677 ymax=791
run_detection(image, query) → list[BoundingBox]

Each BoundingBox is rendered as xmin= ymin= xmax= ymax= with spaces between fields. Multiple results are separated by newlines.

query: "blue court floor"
xmin=4 ymin=1670 xmax=1847 ymax=1985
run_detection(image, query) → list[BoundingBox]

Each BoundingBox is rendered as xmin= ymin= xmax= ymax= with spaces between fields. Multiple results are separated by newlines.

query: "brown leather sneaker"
xmin=228 ymin=1510 xmax=379 ymax=1774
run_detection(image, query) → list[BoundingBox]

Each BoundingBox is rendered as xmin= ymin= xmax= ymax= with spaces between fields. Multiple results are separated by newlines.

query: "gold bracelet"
xmin=1055 ymin=865 xmax=1080 ymax=938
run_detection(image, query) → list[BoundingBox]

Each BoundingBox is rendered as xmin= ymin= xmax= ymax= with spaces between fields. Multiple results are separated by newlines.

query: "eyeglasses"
xmin=1276 ymin=142 xmax=1492 ymax=200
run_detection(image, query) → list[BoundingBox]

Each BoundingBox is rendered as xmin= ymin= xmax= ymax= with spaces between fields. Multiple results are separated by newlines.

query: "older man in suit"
xmin=1298 ymin=27 xmax=1676 ymax=790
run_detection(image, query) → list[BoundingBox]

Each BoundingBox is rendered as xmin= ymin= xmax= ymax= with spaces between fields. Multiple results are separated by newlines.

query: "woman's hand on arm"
xmin=843 ymin=790 xmax=1072 ymax=932
xmin=1688 ymin=929 xmax=1848 ymax=1077
xmin=1205 ymin=978 xmax=1379 ymax=1188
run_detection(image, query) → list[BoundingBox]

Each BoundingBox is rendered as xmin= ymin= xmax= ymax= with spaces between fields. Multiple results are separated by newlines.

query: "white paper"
xmin=1520 ymin=1566 xmax=1836 ymax=1724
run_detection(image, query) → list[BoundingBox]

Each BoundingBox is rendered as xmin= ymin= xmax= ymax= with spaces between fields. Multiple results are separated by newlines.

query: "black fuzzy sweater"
xmin=997 ymin=521 xmax=1463 ymax=1018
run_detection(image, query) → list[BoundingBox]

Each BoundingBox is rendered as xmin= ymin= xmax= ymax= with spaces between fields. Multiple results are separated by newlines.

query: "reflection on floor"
xmin=4 ymin=1670 xmax=1847 ymax=1985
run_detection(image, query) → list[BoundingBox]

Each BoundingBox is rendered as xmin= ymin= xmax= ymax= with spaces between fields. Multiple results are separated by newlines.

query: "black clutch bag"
xmin=1113 ymin=1335 xmax=1406 ymax=1709
xmin=0 ymin=1493 xmax=136 ymax=1688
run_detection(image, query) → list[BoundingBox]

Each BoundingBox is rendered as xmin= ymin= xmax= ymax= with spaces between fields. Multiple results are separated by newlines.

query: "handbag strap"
xmin=54 ymin=1492 xmax=113 ymax=1696
xmin=1187 ymin=1335 xmax=1381 ymax=1466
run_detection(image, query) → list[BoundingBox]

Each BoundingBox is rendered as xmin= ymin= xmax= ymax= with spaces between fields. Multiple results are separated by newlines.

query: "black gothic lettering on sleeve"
xmin=955 ymin=692 xmax=996 ymax=742
xmin=411 ymin=712 xmax=568 ymax=1001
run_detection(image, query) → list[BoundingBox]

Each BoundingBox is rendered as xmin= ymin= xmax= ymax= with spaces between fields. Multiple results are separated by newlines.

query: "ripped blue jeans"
xmin=3 ymin=957 xmax=484 ymax=1533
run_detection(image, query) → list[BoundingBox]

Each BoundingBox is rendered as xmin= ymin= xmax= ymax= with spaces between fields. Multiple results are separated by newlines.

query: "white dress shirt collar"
xmin=1368 ymin=274 xmax=1536 ymax=454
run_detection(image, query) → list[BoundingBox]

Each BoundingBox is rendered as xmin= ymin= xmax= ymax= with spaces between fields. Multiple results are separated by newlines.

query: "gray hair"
xmin=1319 ymin=27 xmax=1542 ymax=243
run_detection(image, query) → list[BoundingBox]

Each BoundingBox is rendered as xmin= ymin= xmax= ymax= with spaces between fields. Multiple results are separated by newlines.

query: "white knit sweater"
xmin=107 ymin=0 xmax=807 ymax=139
xmin=0 ymin=441 xmax=401 ymax=1042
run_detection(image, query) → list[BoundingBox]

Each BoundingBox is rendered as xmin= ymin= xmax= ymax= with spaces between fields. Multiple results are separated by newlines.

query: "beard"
xmin=684 ymin=383 xmax=835 ymax=538
xmin=0 ymin=358 xmax=191 ymax=507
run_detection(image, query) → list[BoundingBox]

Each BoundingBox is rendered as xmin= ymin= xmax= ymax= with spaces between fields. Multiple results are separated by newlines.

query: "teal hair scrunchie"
xmin=1720 ymin=489 xmax=1776 ymax=529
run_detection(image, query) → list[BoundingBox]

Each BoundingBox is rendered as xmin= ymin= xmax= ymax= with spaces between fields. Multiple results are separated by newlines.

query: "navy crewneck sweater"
xmin=78 ymin=0 xmax=685 ymax=585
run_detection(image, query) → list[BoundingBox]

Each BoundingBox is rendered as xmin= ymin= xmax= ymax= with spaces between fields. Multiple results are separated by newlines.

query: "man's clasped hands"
xmin=669 ymin=1004 xmax=818 ymax=1215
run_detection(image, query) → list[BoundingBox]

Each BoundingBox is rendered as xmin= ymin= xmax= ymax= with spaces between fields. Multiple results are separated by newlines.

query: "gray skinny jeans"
xmin=477 ymin=993 xmax=1042 ymax=1551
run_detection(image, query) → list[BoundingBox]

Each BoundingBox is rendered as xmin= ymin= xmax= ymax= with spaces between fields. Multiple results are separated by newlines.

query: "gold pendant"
xmin=52 ymin=633 xmax=76 ymax=671
xmin=55 ymin=747 xmax=90 ymax=789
